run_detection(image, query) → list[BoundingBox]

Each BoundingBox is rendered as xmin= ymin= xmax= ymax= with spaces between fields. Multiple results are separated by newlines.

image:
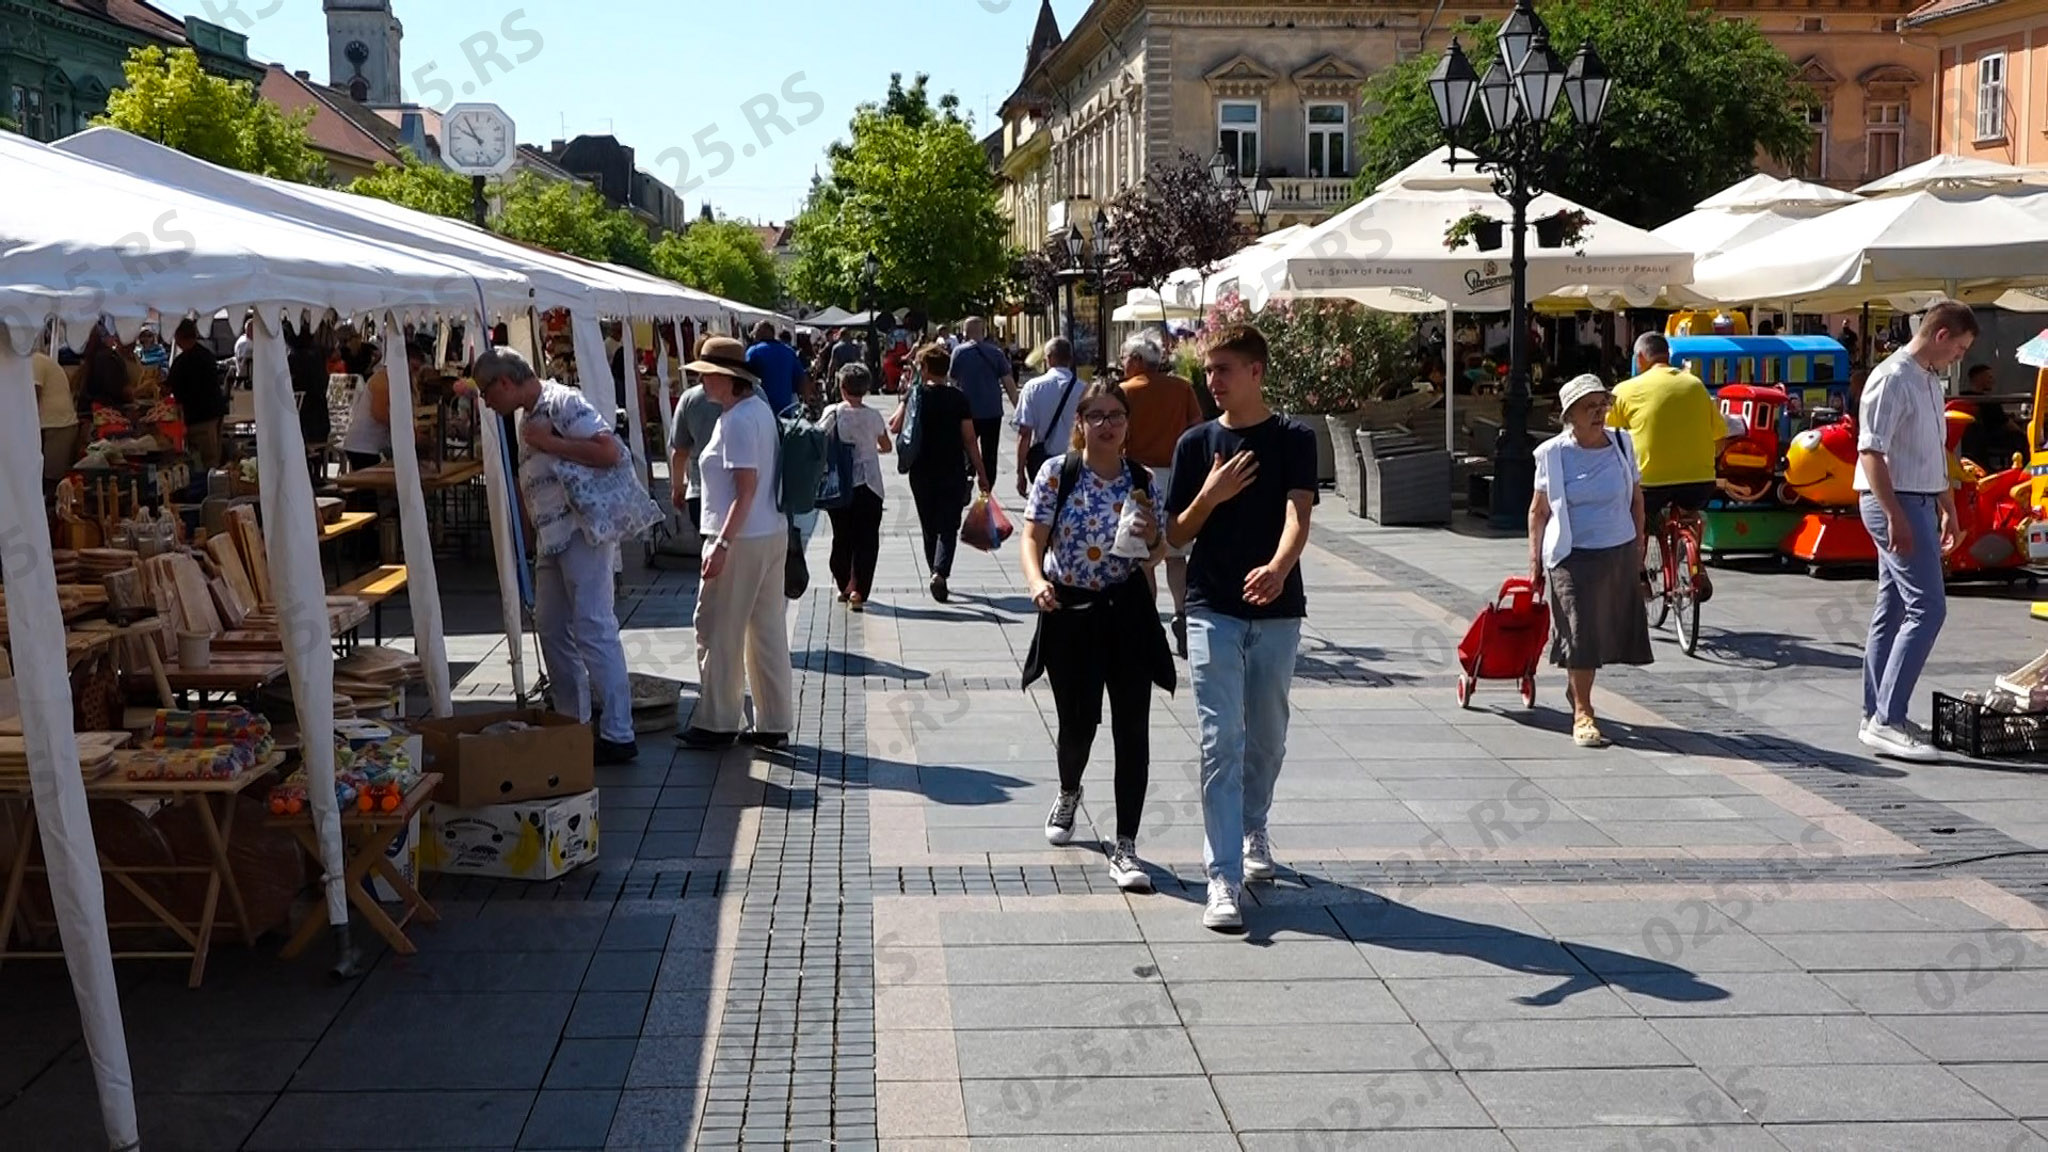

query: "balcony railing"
xmin=1264 ymin=176 xmax=1355 ymax=209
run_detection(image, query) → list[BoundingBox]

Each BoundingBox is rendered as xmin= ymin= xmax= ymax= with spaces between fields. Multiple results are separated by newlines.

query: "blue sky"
xmin=175 ymin=0 xmax=1093 ymax=223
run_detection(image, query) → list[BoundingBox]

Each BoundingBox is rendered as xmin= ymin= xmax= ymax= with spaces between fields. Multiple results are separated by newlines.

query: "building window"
xmin=1306 ymin=102 xmax=1349 ymax=178
xmin=1800 ymin=101 xmax=1829 ymax=180
xmin=1798 ymin=16 xmax=1825 ymax=32
xmin=10 ymin=85 xmax=43 ymax=138
xmin=1977 ymin=51 xmax=2007 ymax=141
xmin=1866 ymin=100 xmax=1905 ymax=178
xmin=1879 ymin=17 xmax=1900 ymax=31
xmin=1218 ymin=100 xmax=1261 ymax=176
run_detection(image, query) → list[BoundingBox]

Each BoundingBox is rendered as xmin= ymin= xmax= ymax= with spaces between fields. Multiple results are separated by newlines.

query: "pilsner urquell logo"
xmin=1465 ymin=260 xmax=1513 ymax=294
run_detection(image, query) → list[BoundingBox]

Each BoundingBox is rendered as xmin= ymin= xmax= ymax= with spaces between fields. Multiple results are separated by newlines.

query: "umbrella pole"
xmin=1444 ymin=304 xmax=1457 ymax=454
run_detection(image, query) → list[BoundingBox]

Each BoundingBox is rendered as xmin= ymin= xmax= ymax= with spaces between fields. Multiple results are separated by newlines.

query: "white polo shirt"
xmin=1854 ymin=348 xmax=1951 ymax=496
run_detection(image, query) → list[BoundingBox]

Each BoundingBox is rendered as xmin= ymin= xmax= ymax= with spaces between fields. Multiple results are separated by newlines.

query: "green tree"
xmin=347 ymin=151 xmax=477 ymax=219
xmin=98 ymin=46 xmax=327 ymax=184
xmin=1353 ymin=0 xmax=1813 ymax=227
xmin=651 ymin=220 xmax=781 ymax=309
xmin=789 ymin=80 xmax=1007 ymax=318
xmin=495 ymin=172 xmax=656 ymax=271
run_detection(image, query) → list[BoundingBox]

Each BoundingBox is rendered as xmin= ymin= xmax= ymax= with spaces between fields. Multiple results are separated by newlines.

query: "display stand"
xmin=272 ymin=771 xmax=440 ymax=959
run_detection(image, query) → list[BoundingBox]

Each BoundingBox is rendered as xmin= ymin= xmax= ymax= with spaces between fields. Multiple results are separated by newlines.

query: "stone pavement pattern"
xmin=5 ymin=436 xmax=2048 ymax=1149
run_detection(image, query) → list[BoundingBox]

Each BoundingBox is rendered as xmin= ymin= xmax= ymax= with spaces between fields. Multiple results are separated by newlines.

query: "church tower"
xmin=324 ymin=0 xmax=404 ymax=105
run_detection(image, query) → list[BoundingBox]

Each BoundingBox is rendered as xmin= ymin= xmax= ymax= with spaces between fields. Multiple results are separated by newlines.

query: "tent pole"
xmin=1444 ymin=304 xmax=1457 ymax=453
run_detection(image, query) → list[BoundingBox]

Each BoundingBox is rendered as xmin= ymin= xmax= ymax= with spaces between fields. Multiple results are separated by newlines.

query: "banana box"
xmin=420 ymin=789 xmax=599 ymax=881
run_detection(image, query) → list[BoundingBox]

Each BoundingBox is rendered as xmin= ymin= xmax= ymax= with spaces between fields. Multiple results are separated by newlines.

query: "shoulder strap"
xmin=1050 ymin=453 xmax=1085 ymax=544
xmin=1046 ymin=369 xmax=1081 ymax=436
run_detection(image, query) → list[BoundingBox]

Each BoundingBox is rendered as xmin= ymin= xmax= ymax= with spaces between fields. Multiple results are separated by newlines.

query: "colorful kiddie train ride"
xmin=1659 ymin=314 xmax=2034 ymax=577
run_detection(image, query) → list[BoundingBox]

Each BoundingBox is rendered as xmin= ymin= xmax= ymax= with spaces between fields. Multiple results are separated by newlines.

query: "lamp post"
xmin=860 ymin=253 xmax=881 ymax=372
xmin=1208 ymin=150 xmax=1279 ymax=234
xmin=1425 ymin=0 xmax=1611 ymax=528
xmin=1059 ymin=223 xmax=1084 ymax=353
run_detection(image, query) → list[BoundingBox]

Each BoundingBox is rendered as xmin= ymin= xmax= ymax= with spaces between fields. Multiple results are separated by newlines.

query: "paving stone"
xmin=1504 ymin=1127 xmax=1785 ymax=1152
xmin=520 ymin=1089 xmax=620 ymax=1150
xmin=1944 ymin=1064 xmax=2048 ymax=1119
xmin=1648 ymin=1016 xmax=1926 ymax=1066
xmin=1186 ymin=1023 xmax=1439 ymax=1074
xmin=1705 ymin=1063 xmax=2010 ymax=1124
xmin=1384 ymin=976 xmax=1639 ymax=1021
xmin=362 ymin=950 xmax=594 ymax=994
xmin=545 ymin=1038 xmax=636 ymax=1090
xmin=1768 ymin=1120 xmax=2048 ymax=1152
xmin=565 ymin=992 xmax=651 ymax=1039
xmin=1212 ymin=1071 xmax=1492 ymax=1130
xmin=295 ymin=993 xmax=573 ymax=1091
xmin=1874 ymin=1013 xmax=2048 ymax=1062
xmin=961 ymin=1075 xmax=1230 ymax=1136
xmin=952 ymin=1027 xmax=1203 ymax=1079
xmin=946 ymin=981 xmax=1179 ymax=1030
xmin=247 ymin=1090 xmax=532 ymax=1149
xmin=1416 ymin=1017 xmax=1687 ymax=1071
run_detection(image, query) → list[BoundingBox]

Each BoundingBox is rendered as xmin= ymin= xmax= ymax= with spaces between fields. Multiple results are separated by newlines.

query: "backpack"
xmin=775 ymin=402 xmax=828 ymax=517
xmin=814 ymin=408 xmax=859 ymax=511
xmin=894 ymin=379 xmax=925 ymax=474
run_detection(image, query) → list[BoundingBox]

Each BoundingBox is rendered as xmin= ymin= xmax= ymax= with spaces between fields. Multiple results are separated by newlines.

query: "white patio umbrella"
xmin=1688 ymin=158 xmax=2048 ymax=309
xmin=1113 ymin=286 xmax=1200 ymax=323
xmin=0 ymin=130 xmax=528 ymax=1152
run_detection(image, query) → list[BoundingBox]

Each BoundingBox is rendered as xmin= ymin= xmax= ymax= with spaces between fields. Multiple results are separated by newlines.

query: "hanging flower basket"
xmin=1444 ymin=211 xmax=1504 ymax=253
xmin=1534 ymin=209 xmax=1591 ymax=252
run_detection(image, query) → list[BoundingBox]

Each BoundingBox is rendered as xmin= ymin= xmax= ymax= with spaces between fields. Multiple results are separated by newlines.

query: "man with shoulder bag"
xmin=1014 ymin=337 xmax=1082 ymax=496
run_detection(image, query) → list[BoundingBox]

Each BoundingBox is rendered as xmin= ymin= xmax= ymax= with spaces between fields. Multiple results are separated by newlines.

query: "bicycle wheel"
xmin=1644 ymin=532 xmax=1670 ymax=628
xmin=1673 ymin=528 xmax=1702 ymax=656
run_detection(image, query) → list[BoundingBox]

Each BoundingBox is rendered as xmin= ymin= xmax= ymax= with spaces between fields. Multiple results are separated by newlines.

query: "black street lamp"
xmin=1426 ymin=0 xmax=1611 ymax=528
xmin=1210 ymin=152 xmax=1279 ymax=235
xmin=860 ymin=253 xmax=881 ymax=372
xmin=1090 ymin=208 xmax=1113 ymax=374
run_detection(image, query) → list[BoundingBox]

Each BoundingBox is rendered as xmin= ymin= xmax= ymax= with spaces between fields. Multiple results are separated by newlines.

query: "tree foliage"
xmin=1353 ymin=0 xmax=1813 ymax=227
xmin=652 ymin=220 xmax=781 ymax=310
xmin=99 ymin=46 xmax=327 ymax=184
xmin=494 ymin=172 xmax=655 ymax=271
xmin=1107 ymin=149 xmax=1247 ymax=290
xmin=347 ymin=151 xmax=477 ymax=218
xmin=789 ymin=76 xmax=1006 ymax=318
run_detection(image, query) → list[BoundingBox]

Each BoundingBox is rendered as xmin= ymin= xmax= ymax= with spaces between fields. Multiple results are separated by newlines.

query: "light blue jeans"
xmin=1859 ymin=492 xmax=1947 ymax=728
xmin=1188 ymin=610 xmax=1301 ymax=886
xmin=536 ymin=536 xmax=636 ymax=745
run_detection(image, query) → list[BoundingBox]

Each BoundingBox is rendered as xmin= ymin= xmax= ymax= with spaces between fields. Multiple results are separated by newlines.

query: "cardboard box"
xmin=420 ymin=790 xmax=599 ymax=881
xmin=413 ymin=708 xmax=593 ymax=808
xmin=369 ymin=812 xmax=421 ymax=902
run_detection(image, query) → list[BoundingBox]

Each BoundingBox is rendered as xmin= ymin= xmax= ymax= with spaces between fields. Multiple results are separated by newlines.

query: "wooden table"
xmin=273 ymin=772 xmax=441 ymax=959
xmin=319 ymin=511 xmax=378 ymax=544
xmin=0 ymin=752 xmax=284 ymax=987
xmin=333 ymin=460 xmax=484 ymax=494
xmin=123 ymin=651 xmax=286 ymax=705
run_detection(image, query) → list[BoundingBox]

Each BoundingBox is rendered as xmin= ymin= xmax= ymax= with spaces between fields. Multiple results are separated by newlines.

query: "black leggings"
xmin=908 ymin=473 xmax=965 ymax=579
xmin=1042 ymin=602 xmax=1152 ymax=840
xmin=973 ymin=417 xmax=1003 ymax=485
xmin=827 ymin=486 xmax=884 ymax=596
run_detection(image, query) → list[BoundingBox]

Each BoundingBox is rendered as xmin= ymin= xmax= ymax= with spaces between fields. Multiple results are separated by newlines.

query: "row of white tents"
xmin=3 ymin=126 xmax=791 ymax=1151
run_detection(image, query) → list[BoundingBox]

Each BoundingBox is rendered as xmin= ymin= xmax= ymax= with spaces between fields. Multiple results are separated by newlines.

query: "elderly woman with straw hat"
xmin=1528 ymin=374 xmax=1654 ymax=748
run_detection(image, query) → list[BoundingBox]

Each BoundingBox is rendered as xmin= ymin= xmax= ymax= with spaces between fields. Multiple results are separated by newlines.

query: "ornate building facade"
xmin=995 ymin=0 xmax=1938 ymax=265
xmin=0 ymin=0 xmax=260 ymax=143
xmin=1907 ymin=0 xmax=2048 ymax=169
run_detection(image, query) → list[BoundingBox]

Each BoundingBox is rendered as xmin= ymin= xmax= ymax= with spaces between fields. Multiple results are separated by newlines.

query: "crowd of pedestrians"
xmin=504 ymin=314 xmax=1313 ymax=932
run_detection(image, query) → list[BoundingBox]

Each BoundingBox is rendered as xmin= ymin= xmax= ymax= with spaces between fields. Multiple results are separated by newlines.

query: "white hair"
xmin=1633 ymin=332 xmax=1670 ymax=363
xmin=1120 ymin=331 xmax=1166 ymax=369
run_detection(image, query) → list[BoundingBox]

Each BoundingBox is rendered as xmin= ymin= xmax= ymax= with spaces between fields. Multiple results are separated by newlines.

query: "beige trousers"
xmin=692 ymin=531 xmax=795 ymax=735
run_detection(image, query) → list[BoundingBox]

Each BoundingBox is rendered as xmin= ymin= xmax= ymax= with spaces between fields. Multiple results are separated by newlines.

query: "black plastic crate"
xmin=1932 ymin=691 xmax=2048 ymax=760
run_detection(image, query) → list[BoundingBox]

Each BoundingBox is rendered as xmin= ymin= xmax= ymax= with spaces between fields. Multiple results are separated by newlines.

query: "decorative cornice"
xmin=1292 ymin=53 xmax=1367 ymax=99
xmin=1796 ymin=54 xmax=1844 ymax=89
xmin=1205 ymin=52 xmax=1279 ymax=98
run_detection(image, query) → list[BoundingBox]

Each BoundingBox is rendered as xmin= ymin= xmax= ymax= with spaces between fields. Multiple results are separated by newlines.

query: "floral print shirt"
xmin=1023 ymin=454 xmax=1163 ymax=591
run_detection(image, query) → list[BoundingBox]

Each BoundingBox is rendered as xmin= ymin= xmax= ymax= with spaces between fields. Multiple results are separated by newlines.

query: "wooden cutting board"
xmin=205 ymin=536 xmax=259 ymax=614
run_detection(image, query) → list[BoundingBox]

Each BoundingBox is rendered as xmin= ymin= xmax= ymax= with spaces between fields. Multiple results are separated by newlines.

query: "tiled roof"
xmin=1905 ymin=0 xmax=2009 ymax=26
xmin=259 ymin=66 xmax=404 ymax=169
xmin=58 ymin=0 xmax=188 ymax=44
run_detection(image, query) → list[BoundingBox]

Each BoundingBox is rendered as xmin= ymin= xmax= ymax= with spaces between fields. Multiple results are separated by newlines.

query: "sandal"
xmin=1573 ymin=716 xmax=1610 ymax=748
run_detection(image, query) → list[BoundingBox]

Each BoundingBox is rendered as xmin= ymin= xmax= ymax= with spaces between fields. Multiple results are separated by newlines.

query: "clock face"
xmin=344 ymin=40 xmax=370 ymax=67
xmin=443 ymin=105 xmax=514 ymax=175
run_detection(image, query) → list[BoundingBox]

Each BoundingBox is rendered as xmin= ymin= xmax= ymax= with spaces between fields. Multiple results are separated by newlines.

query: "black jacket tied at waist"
xmin=1021 ymin=573 xmax=1176 ymax=695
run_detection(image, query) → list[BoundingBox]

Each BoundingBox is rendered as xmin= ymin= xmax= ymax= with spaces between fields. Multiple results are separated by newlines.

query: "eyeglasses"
xmin=1081 ymin=411 xmax=1128 ymax=427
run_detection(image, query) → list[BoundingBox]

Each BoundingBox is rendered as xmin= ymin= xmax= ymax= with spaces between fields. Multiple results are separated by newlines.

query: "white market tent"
xmin=56 ymin=128 xmax=757 ymax=699
xmin=1689 ymin=154 xmax=2048 ymax=310
xmin=0 ymin=130 xmax=536 ymax=1152
xmin=1112 ymin=285 xmax=1200 ymax=323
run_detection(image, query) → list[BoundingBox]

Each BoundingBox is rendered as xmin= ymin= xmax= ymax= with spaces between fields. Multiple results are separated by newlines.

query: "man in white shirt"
xmin=1012 ymin=336 xmax=1082 ymax=496
xmin=1855 ymin=300 xmax=1976 ymax=762
xmin=232 ymin=317 xmax=254 ymax=385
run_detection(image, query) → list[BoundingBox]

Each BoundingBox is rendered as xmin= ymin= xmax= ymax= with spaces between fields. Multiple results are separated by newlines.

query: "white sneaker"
xmin=1202 ymin=877 xmax=1242 ymax=931
xmin=1044 ymin=787 xmax=1082 ymax=845
xmin=1860 ymin=714 xmax=1873 ymax=734
xmin=1243 ymin=829 xmax=1276 ymax=883
xmin=1862 ymin=721 xmax=1939 ymax=762
xmin=1108 ymin=837 xmax=1151 ymax=893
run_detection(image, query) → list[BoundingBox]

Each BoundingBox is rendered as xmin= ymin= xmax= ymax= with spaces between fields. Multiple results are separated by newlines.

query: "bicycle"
xmin=1645 ymin=505 xmax=1704 ymax=656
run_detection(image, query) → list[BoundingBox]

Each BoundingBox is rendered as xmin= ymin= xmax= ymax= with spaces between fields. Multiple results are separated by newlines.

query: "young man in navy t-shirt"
xmin=1164 ymin=323 xmax=1316 ymax=932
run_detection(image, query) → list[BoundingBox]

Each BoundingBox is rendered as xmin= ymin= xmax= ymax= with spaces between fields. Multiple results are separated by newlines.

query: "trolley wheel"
xmin=1520 ymin=676 xmax=1537 ymax=708
xmin=1455 ymin=674 xmax=1473 ymax=709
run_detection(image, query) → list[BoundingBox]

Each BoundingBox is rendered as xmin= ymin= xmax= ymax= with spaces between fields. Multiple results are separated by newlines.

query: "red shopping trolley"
xmin=1454 ymin=576 xmax=1550 ymax=709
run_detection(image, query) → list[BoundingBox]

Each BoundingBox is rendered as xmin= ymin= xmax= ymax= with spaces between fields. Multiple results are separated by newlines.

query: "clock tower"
xmin=325 ymin=0 xmax=404 ymax=106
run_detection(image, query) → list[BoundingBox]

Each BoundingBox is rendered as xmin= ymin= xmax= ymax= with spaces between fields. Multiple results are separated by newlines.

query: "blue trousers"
xmin=1859 ymin=492 xmax=1947 ymax=727
xmin=1188 ymin=611 xmax=1300 ymax=885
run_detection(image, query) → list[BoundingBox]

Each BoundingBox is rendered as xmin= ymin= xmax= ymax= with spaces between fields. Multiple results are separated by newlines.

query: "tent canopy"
xmin=2 ymin=130 xmax=528 ymax=349
xmin=56 ymin=128 xmax=741 ymax=327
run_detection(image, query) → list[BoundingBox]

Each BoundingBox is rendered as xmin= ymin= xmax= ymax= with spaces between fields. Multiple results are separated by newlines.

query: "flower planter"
xmin=1308 ymin=414 xmax=1338 ymax=486
xmin=1534 ymin=214 xmax=1566 ymax=248
xmin=1474 ymin=220 xmax=1505 ymax=252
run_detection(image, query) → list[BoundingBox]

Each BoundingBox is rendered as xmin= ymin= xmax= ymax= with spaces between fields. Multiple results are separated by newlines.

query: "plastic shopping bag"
xmin=961 ymin=490 xmax=1015 ymax=553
